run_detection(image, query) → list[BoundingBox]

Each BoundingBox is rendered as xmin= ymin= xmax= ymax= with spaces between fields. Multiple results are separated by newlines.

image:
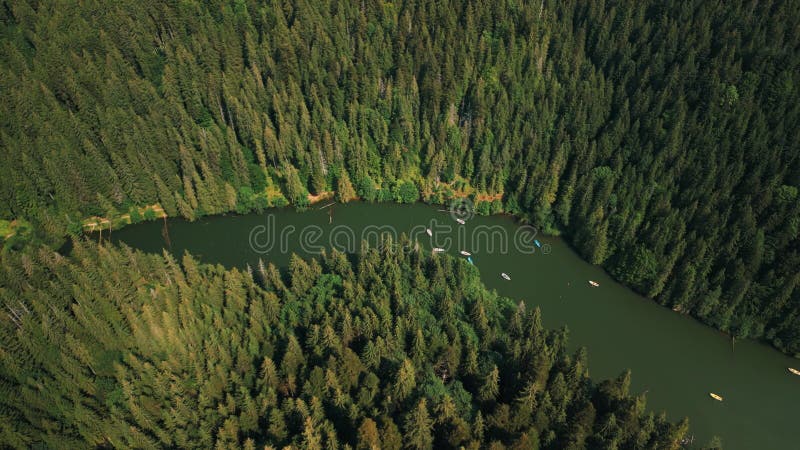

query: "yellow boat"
xmin=789 ymin=368 xmax=800 ymax=376
xmin=709 ymin=393 xmax=723 ymax=401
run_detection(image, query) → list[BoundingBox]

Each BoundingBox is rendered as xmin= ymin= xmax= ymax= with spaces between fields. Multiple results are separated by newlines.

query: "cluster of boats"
xmin=427 ymin=222 xmax=601 ymax=287
xmin=428 ymin=227 xmax=475 ymax=264
xmin=430 ymin=218 xmax=511 ymax=279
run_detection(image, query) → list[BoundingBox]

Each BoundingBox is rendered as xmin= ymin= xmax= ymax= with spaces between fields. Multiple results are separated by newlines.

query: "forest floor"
xmin=307 ymin=191 xmax=334 ymax=204
xmin=75 ymin=182 xmax=499 ymax=236
xmin=0 ymin=219 xmax=14 ymax=239
xmin=0 ymin=218 xmax=33 ymax=242
xmin=474 ymin=192 xmax=504 ymax=202
xmin=428 ymin=178 xmax=504 ymax=203
xmin=82 ymin=204 xmax=166 ymax=232
xmin=264 ymin=179 xmax=286 ymax=204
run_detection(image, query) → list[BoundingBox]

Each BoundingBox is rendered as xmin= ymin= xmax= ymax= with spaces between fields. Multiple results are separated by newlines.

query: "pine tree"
xmin=336 ymin=170 xmax=357 ymax=203
xmin=479 ymin=365 xmax=500 ymax=402
xmin=394 ymin=358 xmax=417 ymax=402
xmin=356 ymin=418 xmax=381 ymax=450
xmin=403 ymin=399 xmax=433 ymax=450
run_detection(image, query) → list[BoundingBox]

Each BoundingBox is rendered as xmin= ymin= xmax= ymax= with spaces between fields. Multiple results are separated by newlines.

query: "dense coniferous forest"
xmin=0 ymin=239 xmax=692 ymax=448
xmin=2 ymin=0 xmax=799 ymax=354
xmin=0 ymin=1 xmax=796 ymax=446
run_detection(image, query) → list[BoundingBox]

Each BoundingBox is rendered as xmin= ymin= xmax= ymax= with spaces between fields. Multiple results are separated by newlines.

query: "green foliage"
xmin=128 ymin=207 xmax=142 ymax=224
xmin=777 ymin=185 xmax=798 ymax=203
xmin=272 ymin=196 xmax=289 ymax=208
xmin=66 ymin=220 xmax=83 ymax=236
xmin=612 ymin=245 xmax=659 ymax=293
xmin=0 ymin=240 xmax=690 ymax=448
xmin=336 ymin=171 xmax=357 ymax=203
xmin=1 ymin=222 xmax=33 ymax=251
xmin=592 ymin=166 xmax=614 ymax=180
xmin=236 ymin=186 xmax=255 ymax=214
xmin=475 ymin=201 xmax=491 ymax=216
xmin=142 ymin=207 xmax=156 ymax=221
xmin=253 ymin=195 xmax=270 ymax=213
xmin=0 ymin=220 xmax=11 ymax=237
xmin=283 ymin=166 xmax=309 ymax=208
xmin=404 ymin=399 xmax=434 ymax=449
xmin=721 ymin=84 xmax=740 ymax=107
xmin=357 ymin=176 xmax=378 ymax=202
xmin=248 ymin=164 xmax=267 ymax=191
xmin=394 ymin=181 xmax=420 ymax=204
xmin=490 ymin=199 xmax=503 ymax=215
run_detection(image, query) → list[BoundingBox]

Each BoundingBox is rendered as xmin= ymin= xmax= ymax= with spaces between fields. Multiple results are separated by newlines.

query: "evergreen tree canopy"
xmin=0 ymin=239 xmax=690 ymax=448
xmin=0 ymin=0 xmax=799 ymax=367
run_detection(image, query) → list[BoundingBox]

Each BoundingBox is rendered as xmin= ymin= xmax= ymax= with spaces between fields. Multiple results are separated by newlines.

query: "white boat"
xmin=501 ymin=273 xmax=511 ymax=281
xmin=789 ymin=368 xmax=800 ymax=376
xmin=709 ymin=393 xmax=723 ymax=401
xmin=455 ymin=218 xmax=466 ymax=225
xmin=460 ymin=250 xmax=471 ymax=256
xmin=588 ymin=280 xmax=600 ymax=287
xmin=432 ymin=247 xmax=445 ymax=253
xmin=426 ymin=228 xmax=433 ymax=237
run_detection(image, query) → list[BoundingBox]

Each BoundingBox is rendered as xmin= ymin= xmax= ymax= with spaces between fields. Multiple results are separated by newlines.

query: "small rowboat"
xmin=467 ymin=257 xmax=474 ymax=265
xmin=460 ymin=250 xmax=471 ymax=256
xmin=432 ymin=247 xmax=445 ymax=253
xmin=501 ymin=273 xmax=511 ymax=281
xmin=588 ymin=280 xmax=600 ymax=287
xmin=534 ymin=239 xmax=542 ymax=248
xmin=709 ymin=393 xmax=723 ymax=401
xmin=789 ymin=368 xmax=800 ymax=376
xmin=455 ymin=218 xmax=466 ymax=225
xmin=426 ymin=228 xmax=433 ymax=237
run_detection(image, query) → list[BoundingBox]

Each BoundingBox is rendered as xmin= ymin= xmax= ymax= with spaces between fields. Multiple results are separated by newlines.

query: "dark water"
xmin=111 ymin=202 xmax=799 ymax=449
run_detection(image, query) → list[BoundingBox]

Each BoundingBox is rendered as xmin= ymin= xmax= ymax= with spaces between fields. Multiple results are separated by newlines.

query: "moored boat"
xmin=467 ymin=257 xmax=474 ymax=265
xmin=432 ymin=247 xmax=445 ymax=253
xmin=588 ymin=280 xmax=600 ymax=287
xmin=789 ymin=368 xmax=800 ymax=376
xmin=460 ymin=250 xmax=471 ymax=256
xmin=426 ymin=228 xmax=433 ymax=237
xmin=709 ymin=393 xmax=723 ymax=401
xmin=455 ymin=218 xmax=466 ymax=225
xmin=501 ymin=273 xmax=511 ymax=281
xmin=534 ymin=239 xmax=541 ymax=248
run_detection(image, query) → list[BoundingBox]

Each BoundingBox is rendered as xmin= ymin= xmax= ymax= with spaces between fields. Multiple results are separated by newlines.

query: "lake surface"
xmin=111 ymin=202 xmax=799 ymax=449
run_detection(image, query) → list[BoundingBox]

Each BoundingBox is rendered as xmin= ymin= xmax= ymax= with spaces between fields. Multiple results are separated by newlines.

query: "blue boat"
xmin=467 ymin=256 xmax=474 ymax=265
xmin=534 ymin=239 xmax=542 ymax=248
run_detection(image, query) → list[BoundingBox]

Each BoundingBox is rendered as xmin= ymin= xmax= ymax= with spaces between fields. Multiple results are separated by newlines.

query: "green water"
xmin=111 ymin=202 xmax=798 ymax=448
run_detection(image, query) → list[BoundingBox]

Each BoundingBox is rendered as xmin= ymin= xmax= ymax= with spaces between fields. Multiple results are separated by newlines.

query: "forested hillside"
xmin=0 ymin=239 xmax=691 ymax=448
xmin=1 ymin=0 xmax=798 ymax=355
